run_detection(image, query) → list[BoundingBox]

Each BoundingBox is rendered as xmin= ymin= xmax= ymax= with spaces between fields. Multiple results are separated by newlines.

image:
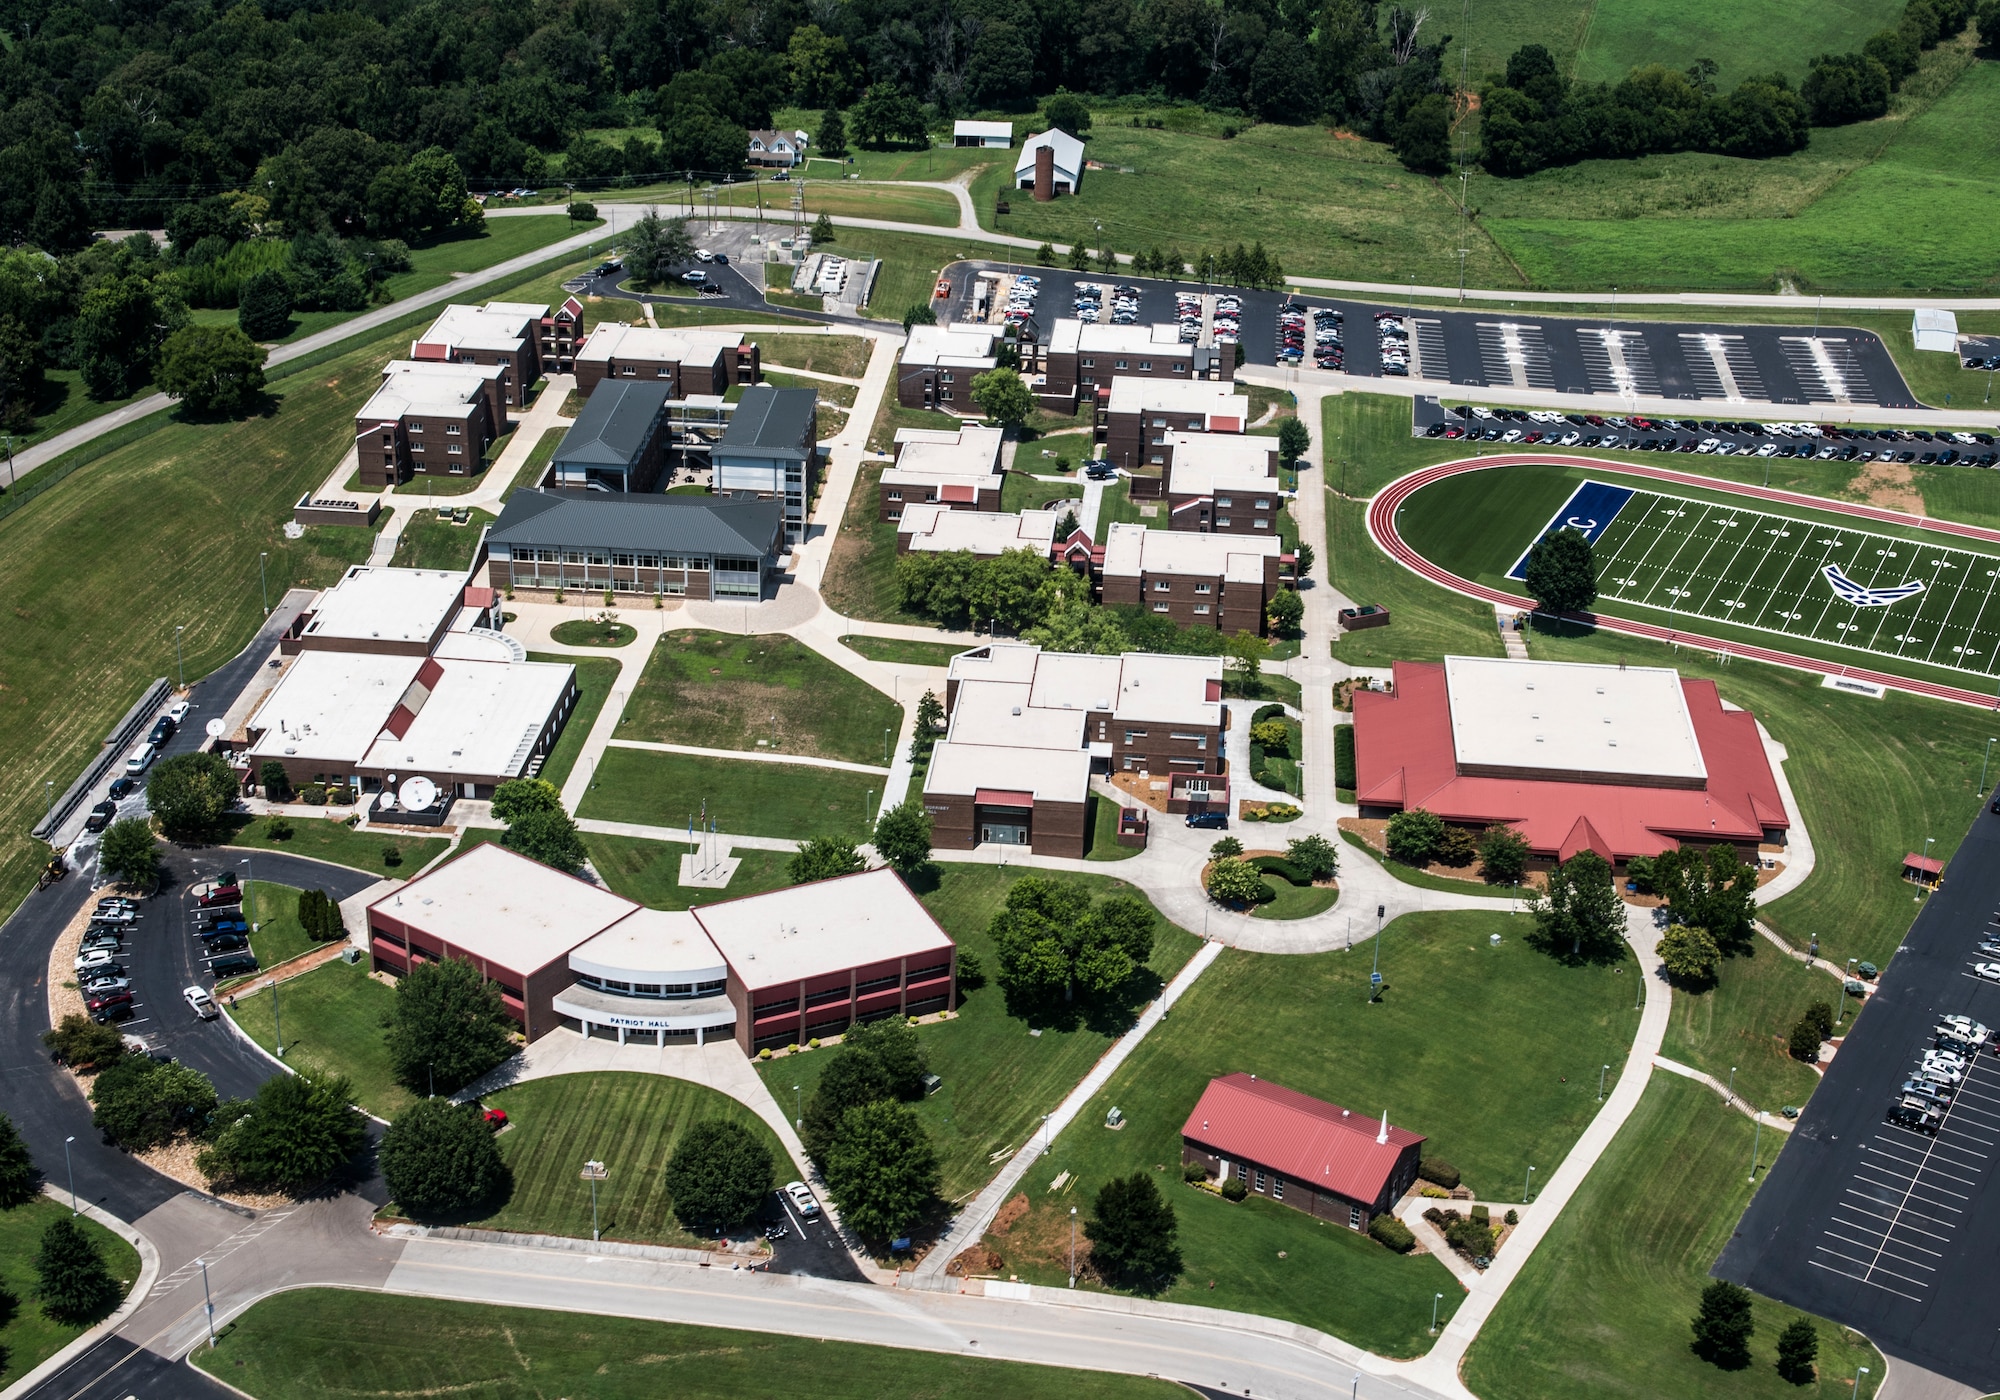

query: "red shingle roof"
xmin=1181 ymin=1073 xmax=1422 ymax=1205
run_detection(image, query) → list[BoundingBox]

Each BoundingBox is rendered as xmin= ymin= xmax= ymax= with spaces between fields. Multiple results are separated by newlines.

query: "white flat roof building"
xmin=357 ymin=361 xmax=505 ymax=425
xmin=1162 ymin=432 xmax=1277 ymax=495
xmin=1101 ymin=521 xmax=1278 ymax=584
xmin=246 ymin=650 xmax=423 ymax=768
xmin=1913 ymin=307 xmax=1960 ymax=353
xmin=569 ymin=908 xmax=728 ymax=986
xmin=891 ymin=424 xmax=1005 ymax=478
xmin=695 ymin=868 xmax=955 ymax=987
xmin=898 ymin=504 xmax=1058 ymax=556
xmin=414 ymin=302 xmax=544 ymax=357
xmin=575 ymin=323 xmax=747 ymax=373
xmin=374 ymin=841 xmax=636 ymax=974
xmin=1443 ymin=656 xmax=1707 ymax=787
xmin=298 ymin=566 xmax=470 ymax=649
xmin=954 ymin=120 xmax=1014 ymax=147
xmin=901 ymin=323 xmax=1002 ymax=369
xmin=1106 ymin=378 xmax=1249 ymax=427
xmin=361 ymin=657 xmax=576 ymax=781
xmin=925 ymin=740 xmax=1094 ymax=804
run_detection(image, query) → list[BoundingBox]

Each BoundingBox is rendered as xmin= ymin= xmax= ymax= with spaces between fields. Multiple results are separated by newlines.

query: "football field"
xmin=1514 ymin=481 xmax=2000 ymax=679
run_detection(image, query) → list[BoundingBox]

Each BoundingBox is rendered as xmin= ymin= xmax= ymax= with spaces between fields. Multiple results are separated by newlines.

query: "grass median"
xmin=223 ymin=815 xmax=449 ymax=879
xmin=242 ymin=880 xmax=314 ymax=968
xmin=836 ymin=634 xmax=969 ymax=667
xmin=194 ymin=1290 xmax=1191 ymax=1400
xmin=226 ymin=956 xmax=412 ymax=1118
xmin=0 ymin=1198 xmax=141 ymax=1389
xmin=584 ymin=833 xmax=792 ymax=909
xmin=579 ymin=747 xmax=881 ymax=843
xmin=529 ymin=654 xmax=620 ymax=792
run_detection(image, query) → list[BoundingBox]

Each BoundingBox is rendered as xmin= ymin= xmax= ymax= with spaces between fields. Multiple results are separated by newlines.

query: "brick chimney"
xmin=1034 ymin=143 xmax=1055 ymax=202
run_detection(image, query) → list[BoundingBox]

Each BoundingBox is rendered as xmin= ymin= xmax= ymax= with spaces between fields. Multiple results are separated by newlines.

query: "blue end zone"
xmin=1506 ymin=480 xmax=1636 ymax=581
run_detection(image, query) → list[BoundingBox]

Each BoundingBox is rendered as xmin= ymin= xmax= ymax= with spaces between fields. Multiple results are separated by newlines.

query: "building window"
xmin=1081 ymin=357 xmax=1095 ymax=368
xmin=1194 ymin=583 xmax=1212 ymax=594
xmin=1273 ymin=1179 xmax=1284 ymax=1200
xmin=1124 ymin=730 xmax=1147 ymax=744
xmin=446 ymin=424 xmax=461 ymax=435
xmin=1217 ymin=518 xmax=1232 ymax=527
xmin=1151 ymin=417 xmax=1167 ymax=428
xmin=1254 ymin=519 xmax=1268 ymax=529
xmin=1217 ymin=496 xmax=1233 ymax=507
xmin=1256 ymin=498 xmax=1271 ymax=509
xmin=381 ymin=435 xmax=393 ymax=446
xmin=447 ymin=444 xmax=462 ymax=454
xmin=1115 ymin=359 xmax=1128 ymax=370
xmin=1194 ymin=604 xmax=1210 ymax=614
xmin=1349 ymin=1205 xmax=1363 ymax=1229
xmin=1153 ymin=580 xmax=1171 ymax=591
xmin=1254 ymin=1170 xmax=1266 ymax=1192
xmin=887 ymin=490 xmax=902 ymax=501
xmin=1139 ymin=360 xmax=1152 ymax=371
xmin=1153 ymin=602 xmax=1170 ymax=612
xmin=622 ymin=365 xmax=636 ymax=376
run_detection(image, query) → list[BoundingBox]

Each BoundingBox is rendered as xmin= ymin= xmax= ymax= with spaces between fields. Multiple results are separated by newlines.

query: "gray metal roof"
xmin=490 ymin=488 xmax=783 ymax=558
xmin=719 ymin=384 xmax=816 ymax=456
xmin=550 ymin=381 xmax=671 ymax=468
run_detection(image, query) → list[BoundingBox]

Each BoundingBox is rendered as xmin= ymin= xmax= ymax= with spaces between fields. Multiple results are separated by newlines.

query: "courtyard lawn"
xmin=579 ymin=747 xmax=880 ymax=842
xmin=1335 ymin=831 xmax=1524 ymax=901
xmin=1084 ymin=790 xmax=1142 ymax=862
xmin=1664 ymin=942 xmax=1837 ymax=1115
xmin=194 ymin=1290 xmax=1191 ymax=1400
xmin=820 ymin=460 xmax=908 ymax=622
xmin=760 ymin=865 xmax=1199 ymax=1201
xmin=226 ymin=957 xmax=413 ymax=1119
xmin=1462 ymin=1076 xmax=1881 ymax=1400
xmin=388 ymin=508 xmax=496 ymax=571
xmin=620 ymin=632 xmax=902 ymax=766
xmin=1002 ymin=472 xmax=1085 ymax=514
xmin=243 ymin=881 xmax=315 ymax=968
xmin=584 ymin=833 xmax=792 ymax=909
xmin=223 ymin=815 xmax=449 ymax=879
xmin=1247 ymin=876 xmax=1338 ymax=920
xmin=0 ymin=1197 xmax=141 ymax=1389
xmin=752 ymin=333 xmax=874 ymax=380
xmin=529 ymin=654 xmax=620 ymax=792
xmin=836 ymin=634 xmax=969 ymax=668
xmin=464 ymin=1073 xmax=792 ymax=1246
xmin=1092 ymin=479 xmax=1168 ymax=543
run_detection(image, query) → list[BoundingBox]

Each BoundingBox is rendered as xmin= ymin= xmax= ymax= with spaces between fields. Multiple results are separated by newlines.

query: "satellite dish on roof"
xmin=205 ymin=719 xmax=226 ymax=739
xmin=401 ymin=776 xmax=438 ymax=811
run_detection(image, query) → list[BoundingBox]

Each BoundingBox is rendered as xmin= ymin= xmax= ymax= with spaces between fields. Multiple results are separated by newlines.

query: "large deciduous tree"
xmin=1528 ymin=849 xmax=1625 ymax=962
xmin=1522 ymin=527 xmax=1597 ymax=616
xmin=156 ymin=324 xmax=267 ymax=415
xmin=988 ymin=876 xmax=1156 ymax=1006
xmin=970 ymin=367 xmax=1033 ymax=427
xmin=871 ymin=799 xmax=933 ymax=878
xmin=1653 ymin=843 xmax=1758 ymax=952
xmin=501 ymin=807 xmax=588 ymax=874
xmin=89 ymin=1055 xmax=219 ymax=1149
xmin=197 ymin=1071 xmax=366 ymax=1193
xmin=146 ymin=752 xmax=238 ymax=841
xmin=98 ymin=818 xmax=159 ymax=888
xmin=379 ymin=1099 xmax=509 ymax=1218
xmin=1085 ymin=1172 xmax=1182 ymax=1289
xmin=820 ymin=1100 xmax=938 ymax=1240
xmin=664 ymin=1119 xmax=774 ymax=1229
xmin=386 ymin=957 xmax=515 ymax=1096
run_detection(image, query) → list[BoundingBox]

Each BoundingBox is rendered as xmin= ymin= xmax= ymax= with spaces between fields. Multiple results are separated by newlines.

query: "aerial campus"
xmin=6 ymin=7 xmax=2000 ymax=1400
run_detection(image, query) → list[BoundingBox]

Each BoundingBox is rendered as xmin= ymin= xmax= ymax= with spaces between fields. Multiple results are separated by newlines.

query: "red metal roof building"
xmin=1352 ymin=658 xmax=1788 ymax=863
xmin=1180 ymin=1073 xmax=1425 ymax=1230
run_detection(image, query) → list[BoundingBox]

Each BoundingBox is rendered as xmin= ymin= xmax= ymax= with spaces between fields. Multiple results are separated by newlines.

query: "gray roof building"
xmin=720 ymin=385 xmax=817 ymax=457
xmin=548 ymin=380 xmax=672 ymax=492
xmin=489 ymin=488 xmax=784 ymax=561
xmin=715 ymin=384 xmax=819 ymax=546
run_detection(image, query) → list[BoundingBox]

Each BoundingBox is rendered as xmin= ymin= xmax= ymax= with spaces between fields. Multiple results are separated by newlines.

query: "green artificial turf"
xmin=223 ymin=816 xmax=450 ymax=879
xmin=584 ymin=833 xmax=793 ymax=909
xmin=621 ymin=631 xmax=902 ymax=766
xmin=194 ymin=1290 xmax=1191 ymax=1400
xmin=1663 ymin=942 xmax=1835 ymax=1114
xmin=226 ymin=958 xmax=413 ymax=1118
xmin=760 ymin=865 xmax=1198 ymax=1200
xmin=836 ymin=634 xmax=970 ymax=667
xmin=465 ymin=1072 xmax=792 ymax=1244
xmin=0 ymin=1197 xmax=141 ymax=1389
xmin=996 ymin=909 xmax=1635 ymax=1352
xmin=243 ymin=881 xmax=315 ymax=968
xmin=1462 ymin=1076 xmax=1881 ymax=1400
xmin=388 ymin=508 xmax=496 ymax=571
xmin=529 ymin=654 xmax=620 ymax=792
xmin=579 ymin=747 xmax=881 ymax=842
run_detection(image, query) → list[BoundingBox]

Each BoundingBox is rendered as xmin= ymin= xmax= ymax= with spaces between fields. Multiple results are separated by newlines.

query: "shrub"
xmin=1788 ymin=1016 xmax=1824 ymax=1061
xmin=1420 ymin=1184 xmax=1449 ymax=1198
xmin=1804 ymin=999 xmax=1835 ymax=1043
xmin=1368 ymin=1214 xmax=1415 ymax=1252
xmin=1625 ymin=854 xmax=1658 ymax=894
xmin=1251 ymin=855 xmax=1307 ymax=886
xmin=1435 ymin=826 xmax=1478 ymax=868
xmin=90 ymin=1055 xmax=219 ymax=1149
xmin=1209 ymin=836 xmax=1244 ymax=860
xmin=299 ymin=783 xmax=327 ymax=805
xmin=1385 ymin=808 xmax=1447 ymax=866
xmin=1220 ymin=1175 xmax=1247 ymax=1201
xmin=1183 ymin=1162 xmax=1207 ymax=1182
xmin=1417 ymin=1157 xmax=1461 ymax=1189
xmin=1206 ymin=856 xmax=1268 ymax=907
xmin=381 ymin=845 xmax=403 ymax=867
xmin=43 ymin=1014 xmax=127 ymax=1071
xmin=1658 ymin=925 xmax=1722 ymax=985
xmin=1249 ymin=718 xmax=1291 ymax=750
xmin=1504 ymin=1208 xmax=1518 ymax=1225
xmin=1286 ymin=833 xmax=1338 ymax=882
xmin=265 ymin=816 xmax=295 ymax=840
xmin=1334 ymin=725 xmax=1356 ymax=789
xmin=1478 ymin=825 xmax=1531 ymax=884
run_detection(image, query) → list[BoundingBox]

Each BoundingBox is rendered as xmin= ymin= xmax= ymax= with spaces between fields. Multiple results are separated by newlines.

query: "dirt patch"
xmin=1849 ymin=458 xmax=1924 ymax=514
xmin=991 ymin=1192 xmax=1031 ymax=1234
xmin=1109 ymin=771 xmax=1172 ymax=814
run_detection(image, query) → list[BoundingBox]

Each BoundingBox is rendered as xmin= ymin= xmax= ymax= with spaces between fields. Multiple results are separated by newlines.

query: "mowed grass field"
xmin=583 ymin=832 xmax=792 ymax=910
xmin=228 ymin=957 xmax=413 ymax=1118
xmin=530 ymin=654 xmax=620 ymax=792
xmin=712 ymin=178 xmax=960 ymax=227
xmin=760 ymin=865 xmax=1198 ymax=1201
xmin=620 ymin=631 xmax=901 ymax=765
xmin=1462 ymin=1076 xmax=1881 ymax=1400
xmin=195 ymin=1290 xmax=1194 ymax=1400
xmin=0 ymin=1197 xmax=141 ymax=1389
xmin=579 ymin=747 xmax=880 ymax=842
xmin=1570 ymin=0 xmax=1908 ymax=88
xmin=388 ymin=508 xmax=495 ymax=571
xmin=1664 ymin=943 xmax=1837 ymax=1113
xmin=993 ymin=911 xmax=1636 ymax=1354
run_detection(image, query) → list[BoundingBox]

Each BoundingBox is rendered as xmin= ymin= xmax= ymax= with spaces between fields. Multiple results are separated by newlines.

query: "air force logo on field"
xmin=1822 ymin=563 xmax=1927 ymax=608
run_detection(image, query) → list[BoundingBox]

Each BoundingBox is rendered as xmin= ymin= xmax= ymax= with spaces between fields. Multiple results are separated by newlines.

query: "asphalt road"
xmin=1717 ymin=803 xmax=2000 ymax=1391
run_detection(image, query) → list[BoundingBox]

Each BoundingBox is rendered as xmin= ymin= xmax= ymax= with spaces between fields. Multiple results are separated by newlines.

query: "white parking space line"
xmin=1809 ymin=1258 xmax=1928 ymax=1303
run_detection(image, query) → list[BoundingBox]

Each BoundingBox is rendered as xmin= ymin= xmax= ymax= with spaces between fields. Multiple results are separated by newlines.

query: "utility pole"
xmin=271 ymin=977 xmax=284 ymax=1058
xmin=175 ymin=624 xmax=186 ymax=689
xmin=259 ymin=551 xmax=269 ymax=616
xmin=1369 ymin=904 xmax=1384 ymax=1002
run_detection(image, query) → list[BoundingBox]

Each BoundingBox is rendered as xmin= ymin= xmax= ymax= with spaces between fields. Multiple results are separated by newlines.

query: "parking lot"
xmin=1718 ymin=806 xmax=2000 ymax=1390
xmin=944 ymin=261 xmax=1922 ymax=410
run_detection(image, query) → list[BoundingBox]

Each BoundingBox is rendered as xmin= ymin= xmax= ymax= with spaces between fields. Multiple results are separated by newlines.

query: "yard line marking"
xmin=1692 ymin=498 xmax=1775 ymax=617
xmin=1642 ymin=500 xmax=1725 ymax=614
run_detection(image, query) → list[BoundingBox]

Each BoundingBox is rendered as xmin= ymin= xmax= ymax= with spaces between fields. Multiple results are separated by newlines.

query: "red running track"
xmin=1367 ymin=453 xmax=2000 ymax=711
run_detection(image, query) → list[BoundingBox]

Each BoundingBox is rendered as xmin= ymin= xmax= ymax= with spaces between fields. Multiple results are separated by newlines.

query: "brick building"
xmin=1161 ymin=432 xmax=1284 ymax=535
xmin=486 ymin=489 xmax=785 ymax=601
xmin=537 ymin=296 xmax=588 ymax=374
xmin=1099 ymin=522 xmax=1283 ymax=634
xmin=572 ymin=323 xmax=761 ymax=396
xmin=352 ymin=360 xmax=505 ymax=488
xmin=1038 ymin=320 xmax=1220 ymax=411
xmin=1182 ymin=1074 xmax=1425 ymax=1232
xmin=1101 ymin=378 xmax=1249 ymax=487
xmin=879 ymin=424 xmax=1005 ymax=520
xmin=411 ymin=301 xmax=548 ymax=406
xmin=896 ymin=322 xmax=1001 ymax=409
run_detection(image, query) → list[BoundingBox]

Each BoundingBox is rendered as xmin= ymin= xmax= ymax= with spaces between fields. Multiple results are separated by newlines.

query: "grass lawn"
xmin=465 ymin=1073 xmax=792 ymax=1244
xmin=1002 ymin=471 xmax=1084 ymax=514
xmin=1462 ymin=1075 xmax=1881 ymax=1400
xmin=996 ymin=909 xmax=1634 ymax=1353
xmin=223 ymin=815 xmax=450 ymax=879
xmin=760 ymin=369 xmax=859 ymax=407
xmin=752 ymin=333 xmax=874 ymax=380
xmin=621 ymin=631 xmax=901 ymax=766
xmin=584 ymin=832 xmax=792 ymax=909
xmin=243 ymin=881 xmax=315 ymax=968
xmin=378 ymin=217 xmax=598 ymax=303
xmin=226 ymin=958 xmax=412 ymax=1119
xmin=1247 ymin=876 xmax=1339 ymax=919
xmin=1571 ymin=0 xmax=1904 ymax=89
xmin=714 ymin=179 xmax=960 ymax=227
xmin=820 ymin=462 xmax=910 ymax=622
xmin=549 ymin=618 xmax=636 ymax=647
xmin=529 ymin=654 xmax=620 ymax=792
xmin=1093 ymin=478 xmax=1169 ymax=543
xmin=388 ymin=508 xmax=496 ymax=571
xmin=11 ymin=366 xmax=157 ymax=450
xmin=1336 ymin=831 xmax=1524 ymax=900
xmin=0 ymin=1197 xmax=141 ymax=1389
xmin=580 ymin=748 xmax=880 ymax=842
xmin=514 ymin=423 xmax=563 ymax=491
xmin=1085 ymin=790 xmax=1142 ymax=862
xmin=1664 ymin=945 xmax=1833 ymax=1114
xmin=194 ymin=1290 xmax=1191 ymax=1400
xmin=761 ymin=865 xmax=1199 ymax=1201
xmin=837 ymin=634 xmax=969 ymax=667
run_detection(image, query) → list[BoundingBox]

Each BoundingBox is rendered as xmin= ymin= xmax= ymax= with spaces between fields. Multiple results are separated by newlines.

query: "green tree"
xmin=75 ymin=273 xmax=185 ymax=400
xmin=820 ymin=1100 xmax=938 ymax=1240
xmin=801 ymin=1048 xmax=893 ymax=1161
xmin=1393 ymin=92 xmax=1454 ymax=173
xmin=1067 ymin=238 xmax=1091 ymax=272
xmin=146 ymin=752 xmax=238 ymax=840
xmin=1657 ymin=924 xmax=1721 ymax=985
xmin=970 ymin=366 xmax=1033 ymax=427
xmin=1654 ymin=844 xmax=1758 ymax=952
xmin=1385 ymin=808 xmax=1446 ymax=866
xmin=90 ymin=1056 xmax=218 ymax=1150
xmin=1042 ymin=90 xmax=1093 ymax=134
xmin=566 ymin=200 xmax=598 ymax=225
xmin=491 ymin=778 xmax=563 ymax=824
xmin=842 ymin=1016 xmax=929 ymax=1100
xmin=902 ymin=303 xmax=938 ymax=331
xmin=665 ymin=1119 xmax=774 ymax=1229
xmin=811 ymin=211 xmax=836 ymax=245
xmin=789 ymin=835 xmax=867 ymax=885
xmin=42 ymin=1015 xmax=127 ymax=1071
xmin=872 ymin=799 xmax=933 ymax=878
xmin=1690 ymin=1279 xmax=1755 ymax=1369
xmin=1529 ymin=849 xmax=1625 ymax=962
xmin=1788 ymin=1015 xmax=1823 ymax=1061
xmin=908 ymin=690 xmax=945 ymax=763
xmin=1775 ymin=1317 xmax=1819 ymax=1382
xmin=296 ymin=888 xmax=343 ymax=942
xmin=1804 ymin=999 xmax=1835 ymax=1042
xmin=98 ymin=818 xmax=159 ymax=889
xmin=258 ymin=760 xmax=291 ymax=800
xmin=406 ymin=147 xmax=473 ymax=230
xmin=1436 ymin=826 xmax=1478 ymax=867
xmin=1266 ymin=588 xmax=1304 ymax=636
xmin=817 ymin=108 xmax=849 ymax=158
xmin=1276 ymin=415 xmax=1311 ymax=465
xmin=386 ymin=957 xmax=515 ymax=1096
xmin=155 ymin=324 xmax=265 ymax=414
xmin=1523 ymin=527 xmax=1597 ymax=616
xmin=1801 ymin=52 xmax=1892 ymax=125
xmin=1224 ymin=631 xmax=1269 ymax=688
xmin=1205 ymin=856 xmax=1268 ymax=907
xmin=379 ymin=1099 xmax=509 ymax=1218
xmin=988 ymin=876 xmax=1157 ymax=1004
xmin=1294 ymin=542 xmax=1315 ymax=580
xmin=0 ymin=1111 xmax=40 ymax=1206
xmin=1035 ymin=242 xmax=1056 ymax=266
xmin=198 ymin=1070 xmax=366 ymax=1192
xmin=1085 ymin=1172 xmax=1181 ymax=1288
xmin=1210 ymin=836 xmax=1244 ymax=859
xmin=1286 ymin=833 xmax=1339 ymax=882
xmin=623 ymin=209 xmax=697 ymax=285
xmin=501 ymin=807 xmax=587 ymax=874
xmin=237 ymin=269 xmax=293 ymax=341
xmin=34 ymin=1217 xmax=121 ymax=1325
xmin=848 ymin=82 xmax=927 ymax=148
xmin=1477 ymin=825 xmax=1532 ymax=884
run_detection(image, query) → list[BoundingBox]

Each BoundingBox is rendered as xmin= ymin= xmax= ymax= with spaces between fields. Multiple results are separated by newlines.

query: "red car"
xmin=87 ymin=990 xmax=134 ymax=1013
xmin=196 ymin=886 xmax=242 ymax=908
xmin=483 ymin=1108 xmax=508 ymax=1130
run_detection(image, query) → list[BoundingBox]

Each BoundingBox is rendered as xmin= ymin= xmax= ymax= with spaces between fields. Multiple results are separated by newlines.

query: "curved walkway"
xmin=1369 ymin=454 xmax=2000 ymax=711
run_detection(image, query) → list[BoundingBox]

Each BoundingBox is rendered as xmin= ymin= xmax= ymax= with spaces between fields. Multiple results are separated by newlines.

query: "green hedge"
xmin=1251 ymin=855 xmax=1308 ymax=886
xmin=1335 ymin=724 xmax=1356 ymax=789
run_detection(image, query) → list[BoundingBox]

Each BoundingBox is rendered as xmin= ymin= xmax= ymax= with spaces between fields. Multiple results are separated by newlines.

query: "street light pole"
xmin=175 ymin=624 xmax=185 ymax=689
xmin=794 ymin=1084 xmax=802 ymax=1129
xmin=1069 ymin=1206 xmax=1077 ymax=1287
xmin=271 ymin=977 xmax=284 ymax=1058
xmin=199 ymin=1258 xmax=216 ymax=1348
xmin=1726 ymin=1066 xmax=1736 ymax=1104
xmin=1750 ymin=1112 xmax=1763 ymax=1183
xmin=64 ymin=1135 xmax=76 ymax=1214
xmin=1982 ymin=736 xmax=1997 ymax=797
xmin=1369 ymin=903 xmax=1384 ymax=1003
xmin=1854 ymin=1365 xmax=1870 ymax=1399
xmin=259 ymin=552 xmax=269 ymax=616
xmin=585 ymin=1160 xmax=605 ymax=1241
xmin=1523 ymin=1164 xmax=1535 ymax=1203
xmin=1598 ymin=1063 xmax=1610 ymax=1101
xmin=1431 ymin=1291 xmax=1444 ymax=1333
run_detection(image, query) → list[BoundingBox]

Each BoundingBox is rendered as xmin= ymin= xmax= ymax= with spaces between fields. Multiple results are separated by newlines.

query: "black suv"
xmin=84 ymin=800 xmax=117 ymax=833
xmin=1185 ymin=811 xmax=1229 ymax=830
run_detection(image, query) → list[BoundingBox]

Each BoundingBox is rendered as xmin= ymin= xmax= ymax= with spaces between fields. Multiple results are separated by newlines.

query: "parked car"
xmin=201 ymin=933 xmax=249 ymax=954
xmin=82 ymin=800 xmax=118 ymax=833
xmin=166 ymin=701 xmax=191 ymax=725
xmin=92 ymin=1001 xmax=135 ymax=1026
xmin=92 ymin=905 xmax=137 ymax=924
xmin=1973 ymin=962 xmax=2000 ymax=982
xmin=83 ymin=975 xmax=132 ymax=998
xmin=87 ymin=990 xmax=134 ymax=1016
xmin=207 ymin=952 xmax=259 ymax=978
xmin=1936 ymin=1014 xmax=1988 ymax=1042
xmin=195 ymin=885 xmax=243 ymax=908
xmin=148 ymin=715 xmax=175 ymax=745
xmin=124 ymin=742 xmax=157 ymax=776
xmin=108 ymin=776 xmax=137 ymax=799
xmin=1185 ymin=811 xmax=1228 ymax=830
xmin=97 ymin=897 xmax=138 ymax=913
xmin=785 ymin=1181 xmax=821 ymax=1217
xmin=183 ymin=986 xmax=219 ymax=1019
xmin=81 ymin=932 xmax=123 ymax=954
xmin=681 ymin=270 xmax=707 ymax=284
xmin=198 ymin=918 xmax=248 ymax=936
xmin=1888 ymin=1097 xmax=1943 ymax=1134
xmin=483 ymin=1108 xmax=508 ymax=1130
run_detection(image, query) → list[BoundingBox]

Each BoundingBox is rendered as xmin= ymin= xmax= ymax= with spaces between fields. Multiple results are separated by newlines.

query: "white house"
xmin=954 ymin=120 xmax=1014 ymax=148
xmin=1016 ymin=128 xmax=1085 ymax=197
xmin=747 ymin=129 xmax=810 ymax=169
xmin=1912 ymin=308 xmax=1960 ymax=353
